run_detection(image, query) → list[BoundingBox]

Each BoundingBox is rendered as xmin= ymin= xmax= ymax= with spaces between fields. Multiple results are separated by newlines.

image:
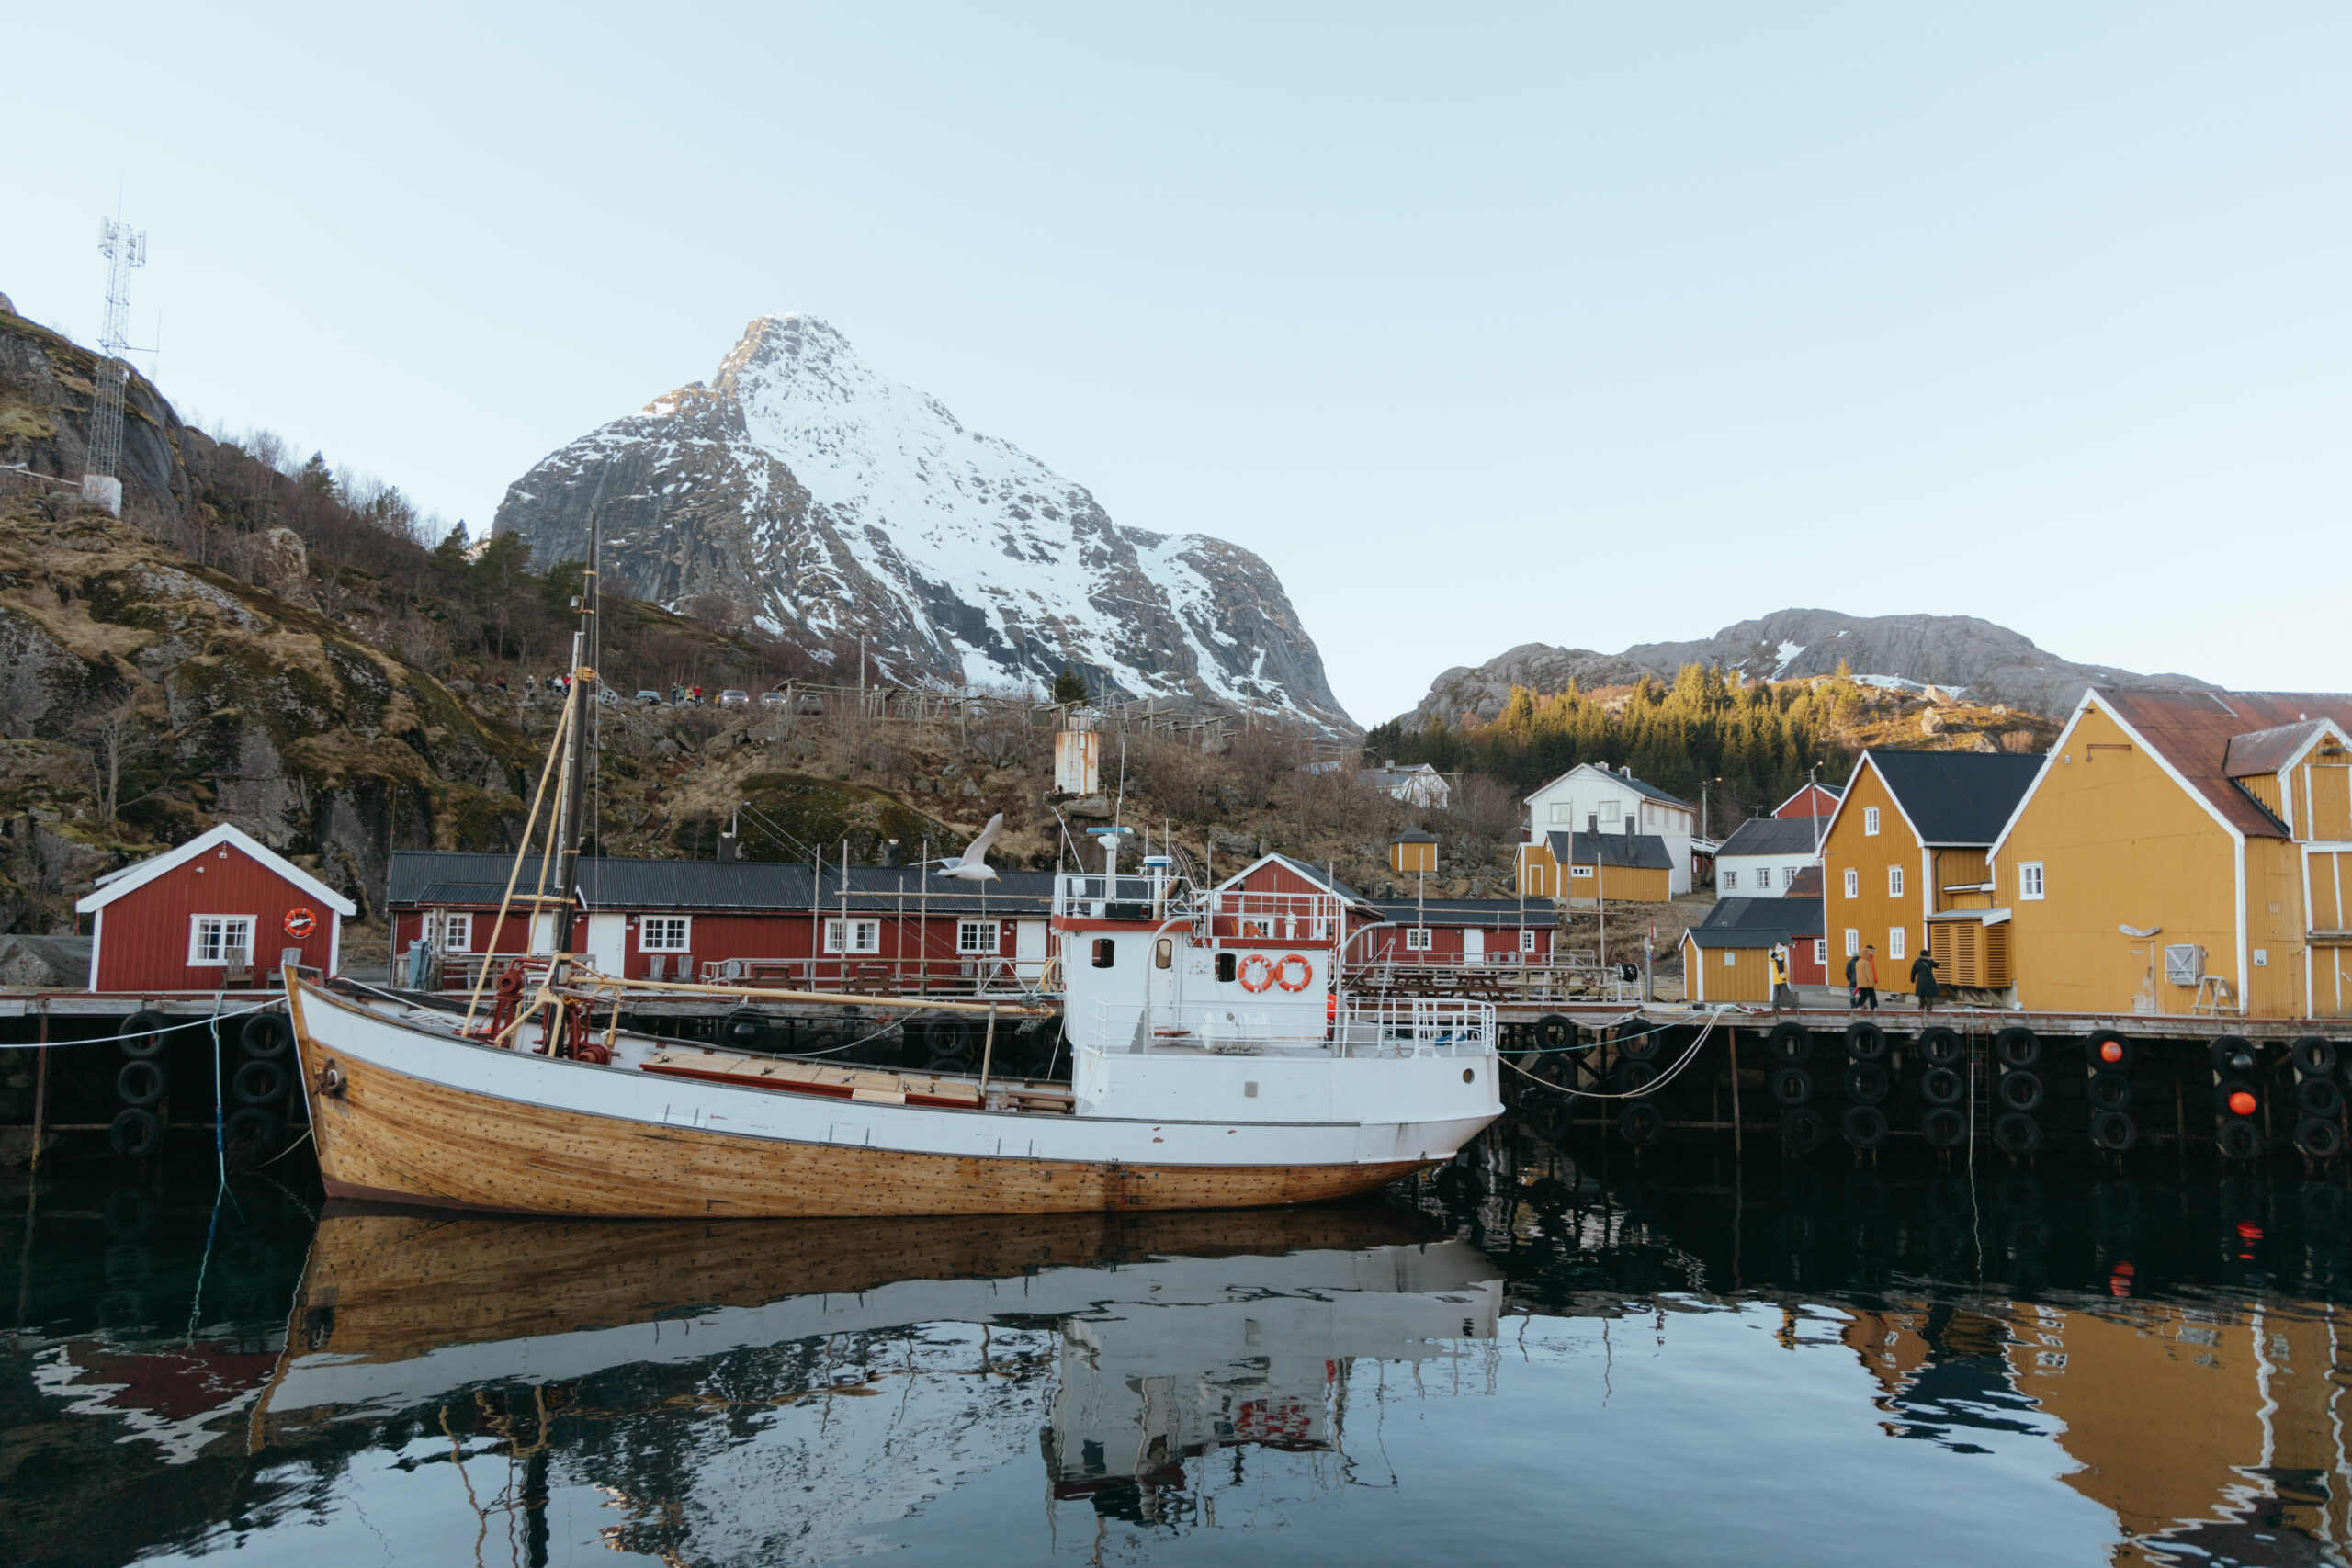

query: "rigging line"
xmin=0 ymin=998 xmax=280 ymax=1048
xmin=1502 ymin=1015 xmax=1718 ymax=1101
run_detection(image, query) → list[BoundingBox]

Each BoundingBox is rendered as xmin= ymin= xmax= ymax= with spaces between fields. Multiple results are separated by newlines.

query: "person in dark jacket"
xmin=1844 ymin=952 xmax=1859 ymax=1008
xmin=1853 ymin=946 xmax=1880 ymax=1012
xmin=1910 ymin=952 xmax=1942 ymax=1013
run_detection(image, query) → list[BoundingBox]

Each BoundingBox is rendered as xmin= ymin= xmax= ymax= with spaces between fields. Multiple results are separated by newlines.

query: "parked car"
xmin=759 ymin=690 xmax=788 ymax=708
xmin=719 ymin=689 xmax=750 ymax=708
xmin=795 ymin=694 xmax=826 ymax=716
xmin=636 ymin=690 xmax=662 ymax=706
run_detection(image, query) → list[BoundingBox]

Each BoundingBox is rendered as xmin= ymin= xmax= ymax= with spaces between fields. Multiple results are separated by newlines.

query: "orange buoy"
xmin=2227 ymin=1089 xmax=2258 ymax=1118
xmin=2099 ymin=1040 xmax=2124 ymax=1065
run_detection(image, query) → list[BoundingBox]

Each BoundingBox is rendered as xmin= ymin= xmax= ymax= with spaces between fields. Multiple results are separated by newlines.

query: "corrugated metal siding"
xmin=96 ymin=843 xmax=337 ymax=991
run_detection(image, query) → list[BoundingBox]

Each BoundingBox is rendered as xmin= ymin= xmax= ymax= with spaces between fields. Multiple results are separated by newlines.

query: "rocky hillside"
xmin=1400 ymin=608 xmax=2211 ymax=728
xmin=493 ymin=315 xmax=1352 ymax=731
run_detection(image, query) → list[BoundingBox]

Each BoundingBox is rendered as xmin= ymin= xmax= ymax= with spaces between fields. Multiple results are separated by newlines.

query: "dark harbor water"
xmin=5 ymin=1136 xmax=2349 ymax=1567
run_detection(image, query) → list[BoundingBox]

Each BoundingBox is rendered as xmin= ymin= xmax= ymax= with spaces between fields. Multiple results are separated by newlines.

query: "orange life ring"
xmin=1238 ymin=953 xmax=1275 ymax=993
xmin=283 ymin=907 xmax=318 ymax=941
xmin=1273 ymin=953 xmax=1313 ymax=992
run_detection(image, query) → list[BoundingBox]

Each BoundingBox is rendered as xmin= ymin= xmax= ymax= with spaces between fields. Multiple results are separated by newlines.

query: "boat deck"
xmin=639 ymin=1047 xmax=1076 ymax=1113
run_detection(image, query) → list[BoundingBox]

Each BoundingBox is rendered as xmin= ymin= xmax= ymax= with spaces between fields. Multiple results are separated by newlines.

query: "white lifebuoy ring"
xmin=1238 ymin=953 xmax=1275 ymax=993
xmin=1273 ymin=953 xmax=1313 ymax=992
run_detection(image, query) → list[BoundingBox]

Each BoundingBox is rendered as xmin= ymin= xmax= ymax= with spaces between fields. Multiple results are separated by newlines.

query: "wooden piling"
xmin=1725 ymin=1024 xmax=1743 ymax=1160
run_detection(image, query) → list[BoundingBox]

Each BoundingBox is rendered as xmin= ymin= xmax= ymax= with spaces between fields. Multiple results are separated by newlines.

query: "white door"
xmin=1014 ymin=919 xmax=1048 ymax=983
xmin=1463 ymin=929 xmax=1486 ymax=967
xmin=585 ymin=914 xmax=627 ymax=977
xmin=528 ymin=913 xmax=555 ymax=955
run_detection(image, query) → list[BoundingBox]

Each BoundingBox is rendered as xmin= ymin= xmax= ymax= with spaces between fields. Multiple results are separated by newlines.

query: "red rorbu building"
xmin=1358 ymin=898 xmax=1555 ymax=966
xmin=386 ymin=851 xmax=1058 ymax=989
xmin=1773 ymin=781 xmax=1845 ymax=819
xmin=74 ymin=823 xmax=354 ymax=992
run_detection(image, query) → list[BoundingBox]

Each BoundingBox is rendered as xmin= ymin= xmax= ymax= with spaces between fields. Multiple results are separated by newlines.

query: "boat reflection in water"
xmin=254 ymin=1203 xmax=1499 ymax=1558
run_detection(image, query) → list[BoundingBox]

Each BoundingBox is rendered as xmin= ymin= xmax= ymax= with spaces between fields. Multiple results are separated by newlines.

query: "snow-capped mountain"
xmin=493 ymin=316 xmax=1351 ymax=729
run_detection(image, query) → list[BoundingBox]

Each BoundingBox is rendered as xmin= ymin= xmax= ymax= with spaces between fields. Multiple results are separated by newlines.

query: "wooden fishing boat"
xmin=285 ymin=932 xmax=1499 ymax=1217
xmin=286 ymin=527 xmax=1498 ymax=1218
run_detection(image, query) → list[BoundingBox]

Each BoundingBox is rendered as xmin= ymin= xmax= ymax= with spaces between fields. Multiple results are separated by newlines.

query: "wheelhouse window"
xmin=2018 ymin=862 xmax=2045 ymax=899
xmin=1405 ymin=927 xmax=1432 ymax=952
xmin=822 ymin=918 xmax=878 ymax=954
xmin=956 ymin=919 xmax=999 ymax=955
xmin=1091 ymin=938 xmax=1115 ymax=968
xmin=641 ymin=916 xmax=692 ymax=953
xmin=188 ymin=915 xmax=254 ymax=966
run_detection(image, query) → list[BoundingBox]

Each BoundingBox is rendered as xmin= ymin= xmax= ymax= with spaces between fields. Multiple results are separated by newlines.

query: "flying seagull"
xmin=927 ymin=812 xmax=1004 ymax=882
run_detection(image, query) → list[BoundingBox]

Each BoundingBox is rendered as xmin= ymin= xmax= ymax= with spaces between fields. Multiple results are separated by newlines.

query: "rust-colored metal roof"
xmin=2222 ymin=720 xmax=2346 ymax=778
xmin=2097 ymin=689 xmax=2352 ymax=840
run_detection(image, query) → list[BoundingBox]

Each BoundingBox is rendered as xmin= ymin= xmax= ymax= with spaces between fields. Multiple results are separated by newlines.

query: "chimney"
xmin=717 ymin=830 xmax=739 ymax=863
xmin=1587 ymin=813 xmax=1598 ymax=836
xmin=883 ymin=839 xmax=902 ymax=869
xmin=1623 ymin=815 xmax=1634 ymax=841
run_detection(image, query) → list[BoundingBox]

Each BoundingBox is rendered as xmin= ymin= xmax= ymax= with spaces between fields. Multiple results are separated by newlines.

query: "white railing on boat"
xmin=1081 ymin=997 xmax=1494 ymax=1057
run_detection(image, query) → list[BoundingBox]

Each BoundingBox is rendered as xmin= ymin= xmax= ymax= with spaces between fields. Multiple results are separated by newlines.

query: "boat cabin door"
xmin=1148 ymin=933 xmax=1181 ymax=1034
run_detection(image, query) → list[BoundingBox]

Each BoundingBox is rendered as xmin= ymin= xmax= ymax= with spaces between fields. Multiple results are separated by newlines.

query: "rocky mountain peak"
xmin=495 ymin=318 xmax=1351 ymax=731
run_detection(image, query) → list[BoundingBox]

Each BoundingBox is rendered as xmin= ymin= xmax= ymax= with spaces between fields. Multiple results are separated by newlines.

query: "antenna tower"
xmin=84 ymin=217 xmax=148 ymax=513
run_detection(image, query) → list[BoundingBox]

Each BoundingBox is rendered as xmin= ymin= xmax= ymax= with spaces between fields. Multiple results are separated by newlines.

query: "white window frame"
xmin=823 ymin=918 xmax=880 ymax=954
xmin=1724 ymin=949 xmax=1737 ymax=968
xmin=1600 ymin=800 xmax=1622 ymax=825
xmin=1405 ymin=927 xmax=1432 ymax=952
xmin=1887 ymin=866 xmax=1905 ymax=897
xmin=1549 ymin=802 xmax=1573 ymax=824
xmin=1845 ymin=928 xmax=1860 ymax=957
xmin=435 ymin=911 xmax=473 ymax=953
xmin=1568 ymin=864 xmax=1595 ymax=879
xmin=956 ymin=919 xmax=1000 ymax=955
xmin=1520 ymin=929 xmax=1539 ymax=953
xmin=2018 ymin=862 xmax=2045 ymax=900
xmin=1889 ymin=927 xmax=1907 ymax=961
xmin=1757 ymin=865 xmax=1773 ymax=890
xmin=1786 ymin=864 xmax=1805 ymax=886
xmin=1723 ymin=869 xmax=1738 ymax=890
xmin=640 ymin=915 xmax=692 ymax=953
xmin=1843 ymin=869 xmax=1859 ymax=898
xmin=1814 ymin=938 xmax=1826 ymax=966
xmin=188 ymin=915 xmax=255 ymax=966
xmin=1864 ymin=806 xmax=1881 ymax=836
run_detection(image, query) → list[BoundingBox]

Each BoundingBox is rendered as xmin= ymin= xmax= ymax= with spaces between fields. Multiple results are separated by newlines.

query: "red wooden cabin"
xmin=1358 ymin=899 xmax=1555 ymax=966
xmin=75 ymin=824 xmax=354 ymax=992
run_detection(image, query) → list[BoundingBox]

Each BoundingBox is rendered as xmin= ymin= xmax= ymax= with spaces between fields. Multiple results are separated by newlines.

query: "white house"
xmin=1713 ymin=815 xmax=1827 ymax=898
xmin=1522 ymin=762 xmax=1698 ymax=896
xmin=1363 ymin=762 xmax=1452 ymax=810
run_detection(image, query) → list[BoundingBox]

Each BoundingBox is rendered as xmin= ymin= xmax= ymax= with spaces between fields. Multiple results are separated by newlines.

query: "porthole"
xmin=1462 ymin=1068 xmax=1475 ymax=1084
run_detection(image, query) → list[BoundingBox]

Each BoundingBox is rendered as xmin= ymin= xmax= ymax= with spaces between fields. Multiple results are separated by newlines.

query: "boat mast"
xmin=550 ymin=512 xmax=599 ymax=957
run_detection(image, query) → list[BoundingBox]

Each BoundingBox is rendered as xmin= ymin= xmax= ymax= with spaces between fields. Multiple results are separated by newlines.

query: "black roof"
xmin=389 ymin=852 xmax=1057 ymax=916
xmin=1544 ymin=830 xmax=1676 ymax=871
xmin=1716 ymin=817 xmax=1829 ymax=857
xmin=1688 ymin=896 xmax=1824 ymax=947
xmin=1367 ymin=898 xmax=1549 ymax=928
xmin=1863 ymin=750 xmax=2046 ymax=845
xmin=1389 ymin=829 xmax=1438 ymax=844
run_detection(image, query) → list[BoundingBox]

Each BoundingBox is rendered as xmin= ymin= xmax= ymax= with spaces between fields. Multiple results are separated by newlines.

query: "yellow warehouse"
xmin=1991 ymin=689 xmax=2352 ymax=1018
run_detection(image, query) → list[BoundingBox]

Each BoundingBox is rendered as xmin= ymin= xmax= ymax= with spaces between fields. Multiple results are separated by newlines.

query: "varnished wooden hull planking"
xmin=288 ymin=981 xmax=1451 ymax=1218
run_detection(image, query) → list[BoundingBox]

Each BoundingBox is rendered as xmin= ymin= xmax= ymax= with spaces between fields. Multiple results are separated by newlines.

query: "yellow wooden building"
xmin=1816 ymin=749 xmax=2044 ymax=990
xmin=1679 ymin=897 xmax=1822 ymax=1003
xmin=1517 ymin=828 xmax=1674 ymax=905
xmin=1387 ymin=829 xmax=1438 ymax=876
xmin=1988 ymin=689 xmax=2352 ymax=1018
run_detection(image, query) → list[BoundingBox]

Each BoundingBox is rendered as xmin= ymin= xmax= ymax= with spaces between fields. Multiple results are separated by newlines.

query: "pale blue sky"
xmin=8 ymin=4 xmax=2346 ymax=723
